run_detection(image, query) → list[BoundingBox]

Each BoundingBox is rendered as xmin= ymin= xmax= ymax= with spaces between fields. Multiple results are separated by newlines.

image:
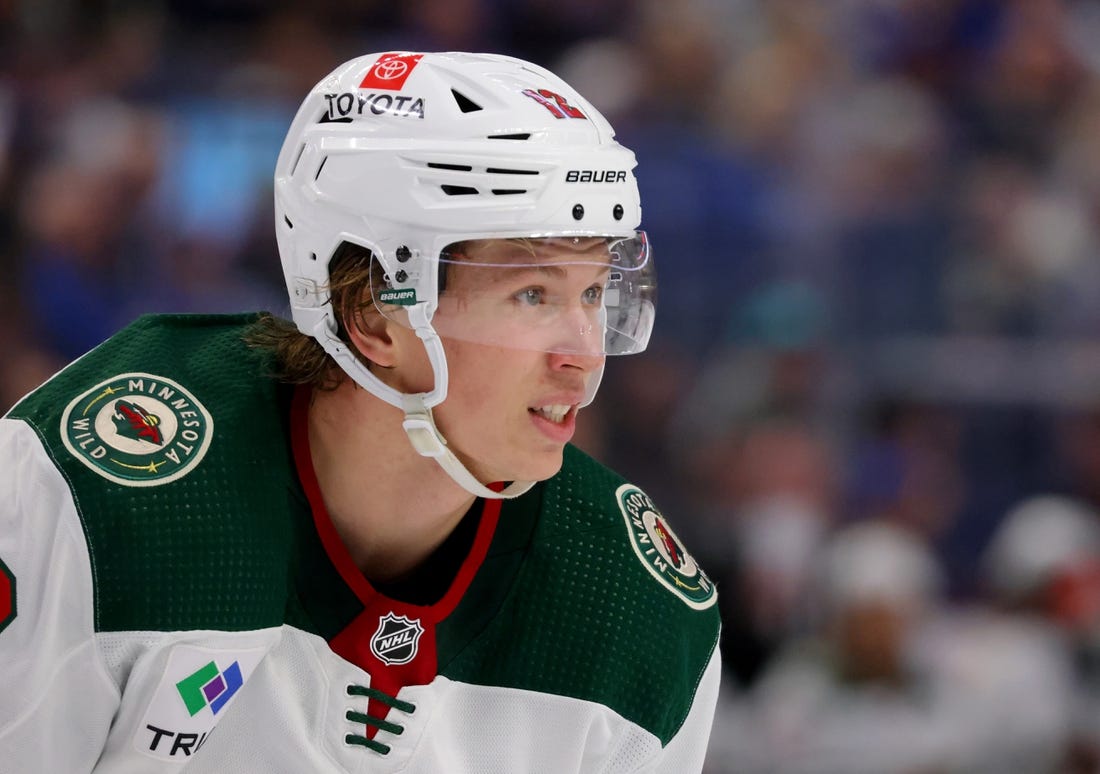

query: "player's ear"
xmin=344 ymin=293 xmax=398 ymax=369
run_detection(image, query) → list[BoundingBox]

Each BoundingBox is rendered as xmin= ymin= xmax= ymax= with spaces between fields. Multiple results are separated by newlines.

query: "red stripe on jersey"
xmin=291 ymin=387 xmax=375 ymax=604
xmin=291 ymin=387 xmax=503 ymax=735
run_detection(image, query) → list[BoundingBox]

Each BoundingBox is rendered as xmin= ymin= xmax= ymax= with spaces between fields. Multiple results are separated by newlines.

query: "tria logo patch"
xmin=60 ymin=373 xmax=213 ymax=487
xmin=360 ymin=52 xmax=423 ymax=90
xmin=616 ymin=484 xmax=716 ymax=610
xmin=370 ymin=612 xmax=424 ymax=666
xmin=176 ymin=660 xmax=244 ymax=717
xmin=0 ymin=555 xmax=15 ymax=635
xmin=136 ymin=644 xmax=265 ymax=761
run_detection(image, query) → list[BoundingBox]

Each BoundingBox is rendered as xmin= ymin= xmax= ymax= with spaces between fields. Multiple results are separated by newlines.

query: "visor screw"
xmin=395 ymin=270 xmax=408 ymax=283
xmin=613 ymin=204 xmax=624 ymax=221
xmin=572 ymin=203 xmax=585 ymax=221
xmin=396 ymin=245 xmax=411 ymax=262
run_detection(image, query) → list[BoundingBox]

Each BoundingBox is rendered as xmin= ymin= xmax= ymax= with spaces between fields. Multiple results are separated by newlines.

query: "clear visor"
xmin=371 ymin=232 xmax=655 ymax=356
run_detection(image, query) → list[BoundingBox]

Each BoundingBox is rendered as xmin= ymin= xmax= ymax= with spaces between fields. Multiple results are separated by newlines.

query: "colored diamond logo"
xmin=135 ymin=644 xmax=266 ymax=761
xmin=176 ymin=660 xmax=243 ymax=717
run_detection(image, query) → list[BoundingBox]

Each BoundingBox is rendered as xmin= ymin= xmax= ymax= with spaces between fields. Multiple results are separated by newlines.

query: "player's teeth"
xmin=536 ymin=405 xmax=570 ymax=423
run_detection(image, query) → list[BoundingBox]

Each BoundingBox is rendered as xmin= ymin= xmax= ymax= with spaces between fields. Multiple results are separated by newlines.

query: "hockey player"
xmin=0 ymin=52 xmax=721 ymax=771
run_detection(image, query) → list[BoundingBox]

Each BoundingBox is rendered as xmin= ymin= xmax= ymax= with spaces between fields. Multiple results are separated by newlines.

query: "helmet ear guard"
xmin=274 ymin=52 xmax=652 ymax=498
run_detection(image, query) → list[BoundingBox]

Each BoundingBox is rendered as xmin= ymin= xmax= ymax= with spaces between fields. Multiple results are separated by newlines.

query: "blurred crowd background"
xmin=4 ymin=0 xmax=1100 ymax=771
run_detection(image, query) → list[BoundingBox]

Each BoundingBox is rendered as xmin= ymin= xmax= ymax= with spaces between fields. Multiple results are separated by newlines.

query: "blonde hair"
xmin=245 ymin=242 xmax=382 ymax=390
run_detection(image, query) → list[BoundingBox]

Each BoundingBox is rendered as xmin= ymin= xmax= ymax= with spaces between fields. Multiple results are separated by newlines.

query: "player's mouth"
xmin=528 ymin=402 xmax=579 ymax=442
xmin=533 ymin=404 xmax=571 ymax=423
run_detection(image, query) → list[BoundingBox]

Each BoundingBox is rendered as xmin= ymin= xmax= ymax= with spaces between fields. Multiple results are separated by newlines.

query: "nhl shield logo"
xmin=370 ymin=613 xmax=424 ymax=666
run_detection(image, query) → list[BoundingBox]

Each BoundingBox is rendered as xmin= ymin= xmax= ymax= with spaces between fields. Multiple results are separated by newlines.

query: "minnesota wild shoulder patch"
xmin=60 ymin=373 xmax=213 ymax=487
xmin=616 ymin=484 xmax=716 ymax=610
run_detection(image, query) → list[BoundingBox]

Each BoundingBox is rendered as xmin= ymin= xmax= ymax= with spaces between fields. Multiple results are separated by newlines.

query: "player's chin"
xmin=527 ymin=446 xmax=567 ymax=481
xmin=461 ymin=444 xmax=564 ymax=487
xmin=496 ymin=445 xmax=565 ymax=484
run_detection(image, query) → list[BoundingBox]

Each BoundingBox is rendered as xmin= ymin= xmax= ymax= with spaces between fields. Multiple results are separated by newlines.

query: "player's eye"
xmin=582 ymin=285 xmax=604 ymax=305
xmin=515 ymin=287 xmax=544 ymax=306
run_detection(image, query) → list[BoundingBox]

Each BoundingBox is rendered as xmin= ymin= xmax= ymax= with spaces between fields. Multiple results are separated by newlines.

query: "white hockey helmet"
xmin=274 ymin=52 xmax=654 ymax=498
xmin=984 ymin=495 xmax=1100 ymax=601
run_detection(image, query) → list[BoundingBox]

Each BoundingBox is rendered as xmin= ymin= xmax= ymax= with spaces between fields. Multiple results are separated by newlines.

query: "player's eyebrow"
xmin=481 ymin=263 xmax=611 ymax=281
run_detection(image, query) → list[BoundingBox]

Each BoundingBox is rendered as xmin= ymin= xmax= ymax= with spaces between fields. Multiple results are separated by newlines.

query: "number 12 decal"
xmin=522 ymin=88 xmax=587 ymax=119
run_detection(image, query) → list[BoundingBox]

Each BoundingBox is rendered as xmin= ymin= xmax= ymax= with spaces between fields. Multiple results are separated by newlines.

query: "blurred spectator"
xmin=981 ymin=495 xmax=1100 ymax=771
xmin=690 ymin=416 xmax=839 ymax=689
xmin=917 ymin=601 xmax=1076 ymax=774
xmin=708 ymin=519 xmax=1077 ymax=773
xmin=845 ymin=400 xmax=965 ymax=550
xmin=1051 ymin=404 xmax=1100 ymax=513
xmin=17 ymin=96 xmax=166 ymax=360
xmin=715 ymin=493 xmax=831 ymax=690
xmin=708 ymin=520 xmax=953 ymax=773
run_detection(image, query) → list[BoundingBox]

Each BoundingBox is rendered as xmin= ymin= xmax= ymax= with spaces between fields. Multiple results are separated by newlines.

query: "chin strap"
xmin=401 ymin=395 xmax=536 ymax=499
xmin=308 ymin=311 xmax=535 ymax=500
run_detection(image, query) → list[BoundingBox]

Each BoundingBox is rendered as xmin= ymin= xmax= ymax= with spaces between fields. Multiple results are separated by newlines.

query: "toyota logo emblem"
xmin=374 ymin=60 xmax=409 ymax=80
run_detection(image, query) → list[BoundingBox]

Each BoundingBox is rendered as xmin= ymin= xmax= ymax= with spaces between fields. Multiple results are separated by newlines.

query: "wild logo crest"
xmin=112 ymin=400 xmax=165 ymax=445
xmin=60 ymin=373 xmax=214 ymax=487
xmin=616 ymin=484 xmax=716 ymax=610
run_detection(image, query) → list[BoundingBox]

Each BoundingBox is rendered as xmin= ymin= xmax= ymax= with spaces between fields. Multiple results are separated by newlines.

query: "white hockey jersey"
xmin=0 ymin=314 xmax=721 ymax=773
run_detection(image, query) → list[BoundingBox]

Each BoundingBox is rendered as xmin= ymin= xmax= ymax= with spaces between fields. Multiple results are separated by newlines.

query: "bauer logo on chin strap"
xmin=616 ymin=484 xmax=716 ymax=610
xmin=378 ymin=288 xmax=418 ymax=306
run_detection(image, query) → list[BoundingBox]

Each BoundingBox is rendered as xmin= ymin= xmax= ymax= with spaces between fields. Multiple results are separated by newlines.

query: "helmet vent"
xmin=427 ymin=162 xmax=473 ymax=172
xmin=451 ymin=89 xmax=483 ymax=113
xmin=289 ymin=143 xmax=306 ymax=176
xmin=492 ymin=189 xmax=526 ymax=195
xmin=486 ymin=167 xmax=538 ymax=176
xmin=315 ymin=156 xmax=328 ymax=180
xmin=441 ymin=185 xmax=479 ymax=196
xmin=487 ymin=133 xmax=531 ymax=140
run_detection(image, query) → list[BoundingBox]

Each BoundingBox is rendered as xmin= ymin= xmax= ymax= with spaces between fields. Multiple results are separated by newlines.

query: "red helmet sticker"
xmin=522 ymin=88 xmax=586 ymax=119
xmin=0 ymin=556 xmax=14 ymax=635
xmin=360 ymin=53 xmax=424 ymax=91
